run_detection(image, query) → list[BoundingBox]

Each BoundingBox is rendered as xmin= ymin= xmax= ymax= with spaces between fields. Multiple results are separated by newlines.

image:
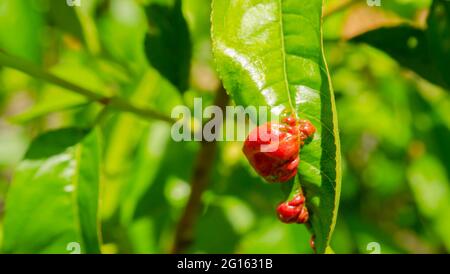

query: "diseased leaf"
xmin=144 ymin=0 xmax=192 ymax=93
xmin=212 ymin=0 xmax=341 ymax=253
xmin=2 ymin=128 xmax=102 ymax=254
xmin=351 ymin=0 xmax=450 ymax=89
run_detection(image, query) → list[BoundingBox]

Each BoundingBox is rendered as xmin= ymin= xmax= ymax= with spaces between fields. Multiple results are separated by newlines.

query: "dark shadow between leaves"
xmin=144 ymin=0 xmax=192 ymax=93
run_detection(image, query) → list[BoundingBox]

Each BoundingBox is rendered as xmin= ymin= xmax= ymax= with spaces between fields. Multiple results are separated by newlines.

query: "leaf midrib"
xmin=277 ymin=0 xmax=296 ymax=114
xmin=72 ymin=145 xmax=83 ymax=251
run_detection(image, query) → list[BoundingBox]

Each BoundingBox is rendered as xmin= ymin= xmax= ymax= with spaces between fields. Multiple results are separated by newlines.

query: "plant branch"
xmin=0 ymin=52 xmax=175 ymax=123
xmin=91 ymin=105 xmax=112 ymax=127
xmin=171 ymin=85 xmax=229 ymax=254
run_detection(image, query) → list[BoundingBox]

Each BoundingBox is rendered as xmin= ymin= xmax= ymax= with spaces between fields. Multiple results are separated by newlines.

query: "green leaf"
xmin=98 ymin=0 xmax=148 ymax=71
xmin=2 ymin=128 xmax=102 ymax=254
xmin=144 ymin=0 xmax=192 ymax=93
xmin=407 ymin=155 xmax=450 ymax=251
xmin=74 ymin=0 xmax=101 ymax=55
xmin=426 ymin=0 xmax=450 ymax=88
xmin=120 ymin=121 xmax=171 ymax=224
xmin=9 ymin=87 xmax=88 ymax=124
xmin=0 ymin=0 xmax=44 ymax=63
xmin=211 ymin=0 xmax=341 ymax=253
xmin=351 ymin=25 xmax=449 ymax=89
xmin=351 ymin=0 xmax=450 ymax=89
xmin=47 ymin=0 xmax=84 ymax=40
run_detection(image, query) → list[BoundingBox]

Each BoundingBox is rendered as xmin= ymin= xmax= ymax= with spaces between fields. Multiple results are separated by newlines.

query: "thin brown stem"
xmin=171 ymin=85 xmax=229 ymax=254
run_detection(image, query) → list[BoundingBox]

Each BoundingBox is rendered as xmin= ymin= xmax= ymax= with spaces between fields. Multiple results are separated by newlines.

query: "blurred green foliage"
xmin=0 ymin=0 xmax=448 ymax=254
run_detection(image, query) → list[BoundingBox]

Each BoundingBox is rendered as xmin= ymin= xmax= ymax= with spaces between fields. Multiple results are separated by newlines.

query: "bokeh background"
xmin=0 ymin=0 xmax=449 ymax=253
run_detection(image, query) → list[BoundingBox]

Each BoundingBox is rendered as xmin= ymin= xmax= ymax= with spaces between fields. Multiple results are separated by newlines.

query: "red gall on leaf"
xmin=277 ymin=202 xmax=301 ymax=223
xmin=242 ymin=116 xmax=315 ymax=183
xmin=276 ymin=193 xmax=309 ymax=224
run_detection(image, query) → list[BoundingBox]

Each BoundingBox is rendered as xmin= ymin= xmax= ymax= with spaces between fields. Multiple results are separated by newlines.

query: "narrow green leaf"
xmin=211 ymin=0 xmax=341 ymax=253
xmin=2 ymin=128 xmax=102 ymax=254
xmin=74 ymin=0 xmax=101 ymax=55
xmin=144 ymin=0 xmax=192 ymax=93
xmin=9 ymin=88 xmax=88 ymax=124
xmin=47 ymin=0 xmax=84 ymax=40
